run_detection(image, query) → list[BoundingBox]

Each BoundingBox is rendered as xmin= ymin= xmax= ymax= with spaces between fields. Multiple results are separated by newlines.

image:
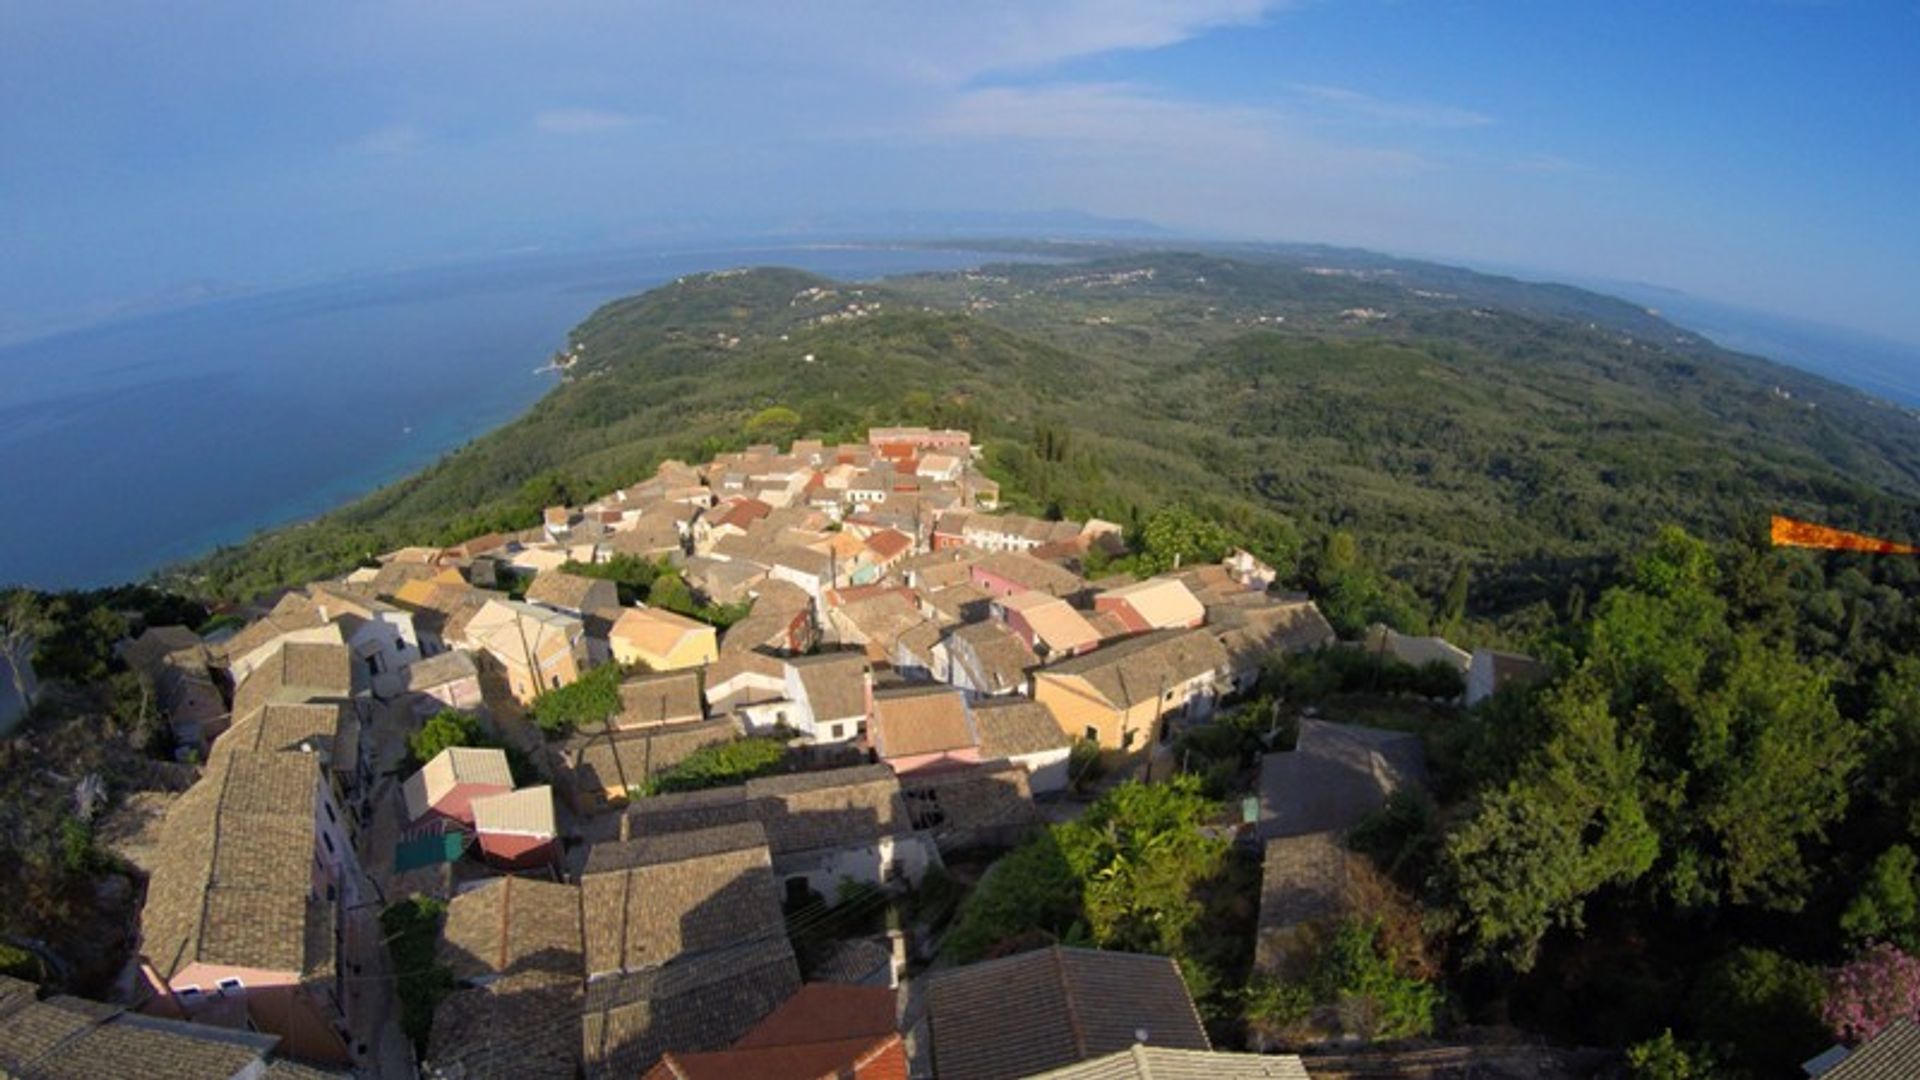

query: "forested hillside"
xmin=177 ymin=250 xmax=1920 ymax=645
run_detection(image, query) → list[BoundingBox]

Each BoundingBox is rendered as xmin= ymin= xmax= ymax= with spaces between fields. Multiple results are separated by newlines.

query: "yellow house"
xmin=608 ymin=606 xmax=719 ymax=672
xmin=460 ymin=599 xmax=591 ymax=705
xmin=1032 ymin=628 xmax=1232 ymax=751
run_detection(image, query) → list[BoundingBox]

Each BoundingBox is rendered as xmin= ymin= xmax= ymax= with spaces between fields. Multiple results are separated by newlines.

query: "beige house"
xmin=458 ymin=599 xmax=592 ymax=705
xmin=1094 ymin=576 xmax=1207 ymax=633
xmin=609 ymin=607 xmax=718 ymax=672
xmin=1032 ymin=628 xmax=1233 ymax=752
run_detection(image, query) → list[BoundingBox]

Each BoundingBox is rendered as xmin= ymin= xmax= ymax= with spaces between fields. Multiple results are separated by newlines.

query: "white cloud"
xmin=347 ymin=124 xmax=423 ymax=157
xmin=1292 ymin=83 xmax=1493 ymax=129
xmin=932 ymin=81 xmax=1426 ymax=175
xmin=532 ymin=107 xmax=643 ymax=135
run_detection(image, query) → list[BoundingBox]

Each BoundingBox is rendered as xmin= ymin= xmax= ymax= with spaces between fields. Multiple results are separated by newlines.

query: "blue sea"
xmin=1582 ymin=282 xmax=1920 ymax=409
xmin=0 ymin=244 xmax=1010 ymax=589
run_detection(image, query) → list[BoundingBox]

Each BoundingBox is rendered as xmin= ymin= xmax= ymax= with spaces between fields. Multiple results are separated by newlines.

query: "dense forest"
xmin=172 ymin=250 xmax=1920 ymax=645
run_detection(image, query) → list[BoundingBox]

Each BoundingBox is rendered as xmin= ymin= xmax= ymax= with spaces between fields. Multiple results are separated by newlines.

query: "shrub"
xmin=1841 ymin=845 xmax=1920 ymax=952
xmin=408 ymin=709 xmax=486 ymax=766
xmin=1626 ymin=1030 xmax=1720 ymax=1080
xmin=1242 ymin=972 xmax=1315 ymax=1030
xmin=1824 ymin=942 xmax=1920 ymax=1045
xmin=381 ymin=896 xmax=454 ymax=1058
xmin=1684 ymin=947 xmax=1827 ymax=1071
xmin=1347 ymin=790 xmax=1439 ymax=887
xmin=638 ymin=736 xmax=788 ymax=795
xmin=531 ymin=664 xmax=622 ymax=735
xmin=0 ymin=942 xmax=41 ymax=981
xmin=1315 ymin=917 xmax=1442 ymax=1042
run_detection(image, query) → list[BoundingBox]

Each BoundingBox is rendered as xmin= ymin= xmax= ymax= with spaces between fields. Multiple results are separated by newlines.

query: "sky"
xmin=4 ymin=1 xmax=1919 ymax=346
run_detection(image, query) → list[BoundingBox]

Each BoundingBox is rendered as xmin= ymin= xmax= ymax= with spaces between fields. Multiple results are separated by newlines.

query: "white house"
xmin=781 ymin=652 xmax=871 ymax=744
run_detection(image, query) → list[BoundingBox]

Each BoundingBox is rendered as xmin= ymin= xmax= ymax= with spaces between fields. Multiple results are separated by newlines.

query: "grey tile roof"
xmin=427 ymin=975 xmax=583 ymax=1080
xmin=903 ymin=762 xmax=1042 ymax=843
xmin=404 ymin=649 xmax=479 ymax=691
xmin=1825 ymin=1019 xmax=1920 ymax=1080
xmin=789 ymin=651 xmax=869 ymax=722
xmin=438 ymin=876 xmax=583 ymax=986
xmin=615 ymin=671 xmax=705 ymax=728
xmin=1037 ymin=629 xmax=1231 ymax=710
xmin=0 ymin=977 xmax=277 ymax=1080
xmin=579 ymin=937 xmax=800 ymax=1079
xmin=554 ymin=718 xmax=740 ymax=814
xmin=1258 ymin=720 xmax=1428 ymax=840
xmin=138 ymin=749 xmax=334 ymax=981
xmin=229 ymin=639 xmax=357 ymax=721
xmin=947 ymin=621 xmax=1039 ymax=693
xmin=579 ymin=824 xmax=783 ymax=978
xmin=624 ymin=764 xmax=913 ymax=856
xmin=927 ymin=947 xmax=1210 ymax=1080
xmin=1027 ymin=1046 xmax=1310 ymax=1079
xmin=525 ymin=571 xmax=621 ymax=615
xmin=973 ymin=698 xmax=1071 ymax=759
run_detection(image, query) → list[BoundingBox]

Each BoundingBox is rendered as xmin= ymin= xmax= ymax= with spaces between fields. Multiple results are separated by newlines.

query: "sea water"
xmin=0 ymin=244 xmax=1009 ymax=588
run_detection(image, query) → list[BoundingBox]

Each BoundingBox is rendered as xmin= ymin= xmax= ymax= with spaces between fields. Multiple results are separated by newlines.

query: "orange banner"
xmin=1771 ymin=515 xmax=1920 ymax=555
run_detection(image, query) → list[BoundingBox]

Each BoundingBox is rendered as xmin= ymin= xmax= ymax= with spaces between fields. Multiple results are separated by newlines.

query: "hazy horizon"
xmin=6 ymin=3 xmax=1919 ymax=350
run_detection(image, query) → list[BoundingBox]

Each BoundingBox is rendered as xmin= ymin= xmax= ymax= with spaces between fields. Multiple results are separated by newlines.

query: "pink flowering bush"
xmin=1824 ymin=942 xmax=1920 ymax=1044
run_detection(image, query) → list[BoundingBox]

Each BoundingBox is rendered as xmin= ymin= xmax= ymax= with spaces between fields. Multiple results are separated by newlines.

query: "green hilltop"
xmin=178 ymin=249 xmax=1920 ymax=633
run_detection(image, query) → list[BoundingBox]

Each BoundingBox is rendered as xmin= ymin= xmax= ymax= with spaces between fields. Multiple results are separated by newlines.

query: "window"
xmin=1084 ymin=726 xmax=1098 ymax=743
xmin=397 ymin=637 xmax=410 ymax=652
xmin=322 ymin=831 xmax=335 ymax=855
xmin=217 ymin=977 xmax=244 ymax=996
xmin=365 ymin=655 xmax=381 ymax=677
xmin=1122 ymin=729 xmax=1136 ymax=750
xmin=551 ymin=675 xmax=562 ymax=689
xmin=325 ymin=800 xmax=336 ymax=823
xmin=831 ymin=722 xmax=845 ymax=740
xmin=178 ymin=986 xmax=203 ymax=1001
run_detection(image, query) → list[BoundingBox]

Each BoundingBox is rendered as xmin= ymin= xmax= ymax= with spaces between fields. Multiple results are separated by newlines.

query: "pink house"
xmin=869 ymin=685 xmax=982 ymax=776
xmin=403 ymin=746 xmax=513 ymax=828
xmin=135 ymin=749 xmax=360 ymax=1066
xmin=470 ymin=785 xmax=559 ymax=870
xmin=996 ymin=591 xmax=1101 ymax=662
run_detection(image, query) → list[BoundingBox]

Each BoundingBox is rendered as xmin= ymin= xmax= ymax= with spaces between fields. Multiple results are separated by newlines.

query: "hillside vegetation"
xmin=176 ymin=250 xmax=1920 ymax=640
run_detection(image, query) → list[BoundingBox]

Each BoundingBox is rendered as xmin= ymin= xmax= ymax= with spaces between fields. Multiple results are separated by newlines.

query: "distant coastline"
xmin=0 ymin=243 xmax=1029 ymax=589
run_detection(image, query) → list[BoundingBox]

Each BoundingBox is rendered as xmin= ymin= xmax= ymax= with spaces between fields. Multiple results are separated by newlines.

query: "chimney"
xmin=618 ymin=812 xmax=631 ymax=844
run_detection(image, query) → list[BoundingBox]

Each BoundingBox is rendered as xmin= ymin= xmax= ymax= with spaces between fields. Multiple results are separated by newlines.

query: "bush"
xmin=637 ymin=737 xmax=788 ymax=795
xmin=944 ymin=779 xmax=1225 ymax=963
xmin=1841 ymin=845 xmax=1920 ymax=952
xmin=1685 ymin=947 xmax=1827 ymax=1072
xmin=559 ymin=555 xmax=668 ymax=606
xmin=1315 ymin=917 xmax=1443 ymax=1042
xmin=409 ymin=709 xmax=486 ymax=766
xmin=648 ymin=571 xmax=753 ymax=629
xmin=0 ymin=942 xmax=42 ymax=981
xmin=381 ymin=896 xmax=454 ymax=1058
xmin=1347 ymin=790 xmax=1439 ymax=888
xmin=1268 ymin=648 xmax=1462 ymax=703
xmin=531 ymin=664 xmax=622 ymax=736
xmin=1626 ymin=1030 xmax=1721 ymax=1080
xmin=1066 ymin=738 xmax=1105 ymax=793
xmin=1824 ymin=942 xmax=1920 ymax=1045
xmin=1242 ymin=972 xmax=1315 ymax=1030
